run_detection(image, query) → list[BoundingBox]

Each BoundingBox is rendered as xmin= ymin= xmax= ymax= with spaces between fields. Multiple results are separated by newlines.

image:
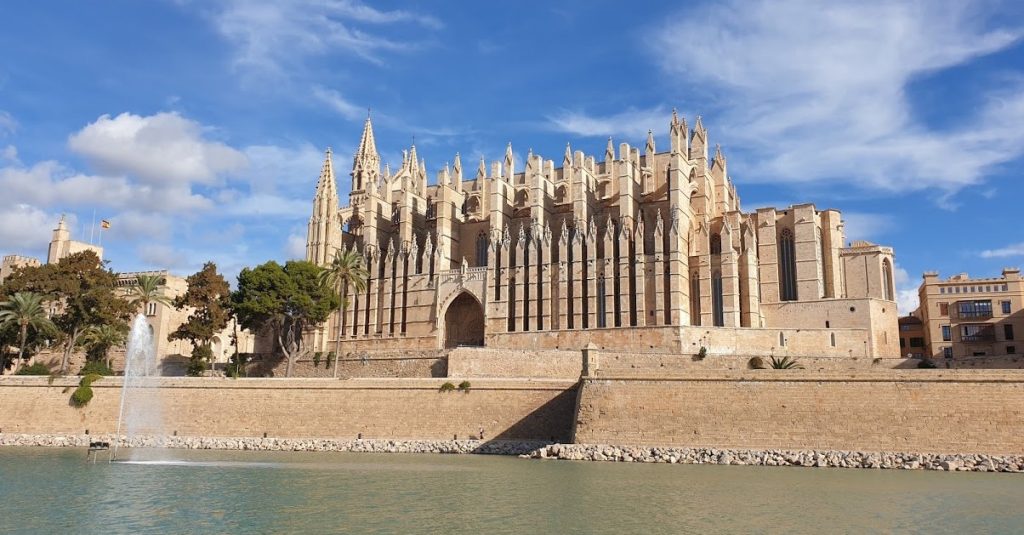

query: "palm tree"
xmin=317 ymin=249 xmax=369 ymax=378
xmin=0 ymin=292 xmax=56 ymax=374
xmin=79 ymin=323 xmax=128 ymax=368
xmin=128 ymin=274 xmax=171 ymax=313
xmin=769 ymin=356 xmax=804 ymax=369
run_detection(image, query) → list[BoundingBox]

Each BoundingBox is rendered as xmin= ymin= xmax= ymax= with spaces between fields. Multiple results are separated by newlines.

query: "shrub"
xmin=70 ymin=385 xmax=94 ymax=407
xmin=187 ymin=345 xmax=213 ymax=377
xmin=747 ymin=357 xmax=765 ymax=370
xmin=439 ymin=382 xmax=456 ymax=392
xmin=696 ymin=346 xmax=708 ymax=360
xmin=16 ymin=362 xmax=52 ymax=375
xmin=312 ymin=352 xmax=322 ymax=368
xmin=227 ymin=353 xmax=250 ymax=379
xmin=80 ymin=374 xmax=103 ymax=387
xmin=325 ymin=351 xmax=335 ymax=369
xmin=79 ymin=360 xmax=114 ymax=376
xmin=769 ymin=356 xmax=804 ymax=369
xmin=458 ymin=380 xmax=471 ymax=392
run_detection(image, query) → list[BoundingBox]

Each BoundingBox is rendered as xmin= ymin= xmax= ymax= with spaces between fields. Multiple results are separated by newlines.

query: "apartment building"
xmin=916 ymin=268 xmax=1022 ymax=359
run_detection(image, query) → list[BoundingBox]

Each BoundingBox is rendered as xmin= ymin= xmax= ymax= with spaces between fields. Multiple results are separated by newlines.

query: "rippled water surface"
xmin=1 ymin=447 xmax=1023 ymax=534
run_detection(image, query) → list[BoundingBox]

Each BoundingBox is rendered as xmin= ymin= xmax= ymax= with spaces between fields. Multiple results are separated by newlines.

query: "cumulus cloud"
xmin=546 ymin=106 xmax=671 ymax=140
xmin=893 ymin=264 xmax=920 ymax=315
xmin=981 ymin=242 xmax=1024 ymax=258
xmin=0 ymin=205 xmax=67 ymax=254
xmin=651 ymin=0 xmax=1024 ymax=198
xmin=68 ymin=112 xmax=247 ymax=186
xmin=285 ymin=233 xmax=307 ymax=259
xmin=193 ymin=0 xmax=441 ymax=72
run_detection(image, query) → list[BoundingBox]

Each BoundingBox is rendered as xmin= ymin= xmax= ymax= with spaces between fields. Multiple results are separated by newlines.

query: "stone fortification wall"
xmin=447 ymin=348 xmax=583 ymax=379
xmin=252 ymin=349 xmax=446 ymax=378
xmin=486 ymin=324 xmax=872 ymax=357
xmin=573 ymin=370 xmax=1024 ymax=455
xmin=593 ymin=351 xmax=916 ymax=375
xmin=0 ymin=377 xmax=577 ymax=442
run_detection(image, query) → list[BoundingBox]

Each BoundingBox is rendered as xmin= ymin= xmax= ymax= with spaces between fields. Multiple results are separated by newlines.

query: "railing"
xmin=960 ymin=333 xmax=995 ymax=343
xmin=954 ymin=310 xmax=992 ymax=320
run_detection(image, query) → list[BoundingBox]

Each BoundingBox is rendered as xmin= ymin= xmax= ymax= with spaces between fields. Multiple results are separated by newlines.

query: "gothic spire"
xmin=315 ymin=147 xmax=337 ymax=198
xmin=353 ymin=115 xmax=380 ymax=174
xmin=605 ymin=137 xmax=614 ymax=161
xmin=646 ymin=130 xmax=656 ymax=154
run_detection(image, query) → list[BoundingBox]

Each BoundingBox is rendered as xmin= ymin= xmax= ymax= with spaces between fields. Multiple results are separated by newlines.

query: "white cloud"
xmin=68 ymin=112 xmax=247 ymax=186
xmin=1 ymin=144 xmax=17 ymax=163
xmin=195 ymin=0 xmax=441 ymax=72
xmin=893 ymin=264 xmax=920 ymax=315
xmin=0 ymin=111 xmax=16 ymax=137
xmin=546 ymin=106 xmax=671 ymax=140
xmin=285 ymin=233 xmax=307 ymax=259
xmin=981 ymin=242 xmax=1024 ymax=258
xmin=312 ymin=86 xmax=367 ymax=122
xmin=652 ymin=0 xmax=1024 ymax=197
xmin=0 ymin=204 xmax=63 ymax=254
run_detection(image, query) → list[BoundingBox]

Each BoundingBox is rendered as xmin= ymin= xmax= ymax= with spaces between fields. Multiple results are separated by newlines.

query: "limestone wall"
xmin=573 ymin=371 xmax=1024 ymax=454
xmin=0 ymin=377 xmax=577 ymax=442
xmin=447 ymin=348 xmax=582 ymax=379
xmin=251 ymin=350 xmax=447 ymax=378
xmin=593 ymin=351 xmax=916 ymax=375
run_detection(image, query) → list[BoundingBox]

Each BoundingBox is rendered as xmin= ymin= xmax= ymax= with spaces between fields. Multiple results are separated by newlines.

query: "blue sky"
xmin=1 ymin=0 xmax=1022 ymax=313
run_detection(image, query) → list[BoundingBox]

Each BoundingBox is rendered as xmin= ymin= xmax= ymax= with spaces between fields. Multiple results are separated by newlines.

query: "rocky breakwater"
xmin=0 ymin=433 xmax=548 ymax=456
xmin=528 ymin=444 xmax=1024 ymax=473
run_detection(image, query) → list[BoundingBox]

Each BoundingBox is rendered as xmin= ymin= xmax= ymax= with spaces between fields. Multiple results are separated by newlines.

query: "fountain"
xmin=111 ymin=313 xmax=164 ymax=461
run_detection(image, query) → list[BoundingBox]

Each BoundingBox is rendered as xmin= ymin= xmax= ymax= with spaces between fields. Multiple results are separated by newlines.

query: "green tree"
xmin=169 ymin=262 xmax=232 ymax=376
xmin=317 ymin=249 xmax=368 ymax=378
xmin=79 ymin=323 xmax=128 ymax=368
xmin=232 ymin=260 xmax=338 ymax=377
xmin=0 ymin=292 xmax=57 ymax=374
xmin=2 ymin=251 xmax=133 ymax=373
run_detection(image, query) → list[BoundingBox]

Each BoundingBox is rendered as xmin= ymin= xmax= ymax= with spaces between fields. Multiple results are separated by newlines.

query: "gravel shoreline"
xmin=3 ymin=434 xmax=1021 ymax=472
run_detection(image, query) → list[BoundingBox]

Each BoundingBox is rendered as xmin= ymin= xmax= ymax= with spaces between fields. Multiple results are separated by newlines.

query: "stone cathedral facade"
xmin=306 ymin=113 xmax=900 ymax=357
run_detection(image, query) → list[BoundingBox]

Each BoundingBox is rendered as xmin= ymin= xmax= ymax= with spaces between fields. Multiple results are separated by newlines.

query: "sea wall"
xmin=0 ymin=377 xmax=577 ymax=442
xmin=251 ymin=349 xmax=447 ymax=378
xmin=447 ymin=348 xmax=583 ymax=379
xmin=573 ymin=370 xmax=1024 ymax=455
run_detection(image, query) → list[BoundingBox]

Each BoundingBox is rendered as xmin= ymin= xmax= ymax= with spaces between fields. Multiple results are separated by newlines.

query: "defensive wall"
xmin=572 ymin=370 xmax=1024 ymax=455
xmin=0 ymin=377 xmax=577 ymax=442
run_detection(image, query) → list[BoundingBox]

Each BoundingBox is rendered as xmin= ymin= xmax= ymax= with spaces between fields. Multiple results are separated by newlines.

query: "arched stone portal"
xmin=444 ymin=292 xmax=485 ymax=348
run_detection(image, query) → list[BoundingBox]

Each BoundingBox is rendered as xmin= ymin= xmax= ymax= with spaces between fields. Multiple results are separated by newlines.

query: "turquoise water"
xmin=1 ymin=447 xmax=1023 ymax=534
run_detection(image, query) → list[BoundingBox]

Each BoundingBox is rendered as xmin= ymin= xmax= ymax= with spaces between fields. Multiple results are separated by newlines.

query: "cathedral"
xmin=306 ymin=112 xmax=899 ymax=357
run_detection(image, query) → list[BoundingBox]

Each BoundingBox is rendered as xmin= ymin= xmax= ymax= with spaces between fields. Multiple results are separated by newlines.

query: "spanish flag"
xmin=100 ymin=219 xmax=111 ymax=229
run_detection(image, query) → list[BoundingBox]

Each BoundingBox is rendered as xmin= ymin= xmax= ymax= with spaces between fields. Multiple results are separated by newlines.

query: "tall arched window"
xmin=882 ymin=258 xmax=894 ymax=301
xmin=778 ymin=228 xmax=798 ymax=301
xmin=690 ymin=272 xmax=701 ymax=326
xmin=710 ymin=233 xmax=722 ymax=255
xmin=476 ymin=233 xmax=488 ymax=267
xmin=712 ymin=270 xmax=724 ymax=327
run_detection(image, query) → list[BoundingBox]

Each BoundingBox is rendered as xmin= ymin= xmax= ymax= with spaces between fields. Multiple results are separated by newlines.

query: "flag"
xmin=100 ymin=219 xmax=111 ymax=229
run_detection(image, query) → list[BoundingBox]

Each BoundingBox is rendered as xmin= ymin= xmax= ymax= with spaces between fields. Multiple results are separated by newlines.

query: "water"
xmin=1 ymin=448 xmax=1023 ymax=534
xmin=114 ymin=314 xmax=162 ymax=460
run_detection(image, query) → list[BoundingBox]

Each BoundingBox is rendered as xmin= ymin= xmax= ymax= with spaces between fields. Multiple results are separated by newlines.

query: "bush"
xmin=80 ymin=373 xmax=103 ymax=387
xmin=79 ymin=360 xmax=114 ymax=376
xmin=325 ymin=351 xmax=335 ymax=369
xmin=16 ymin=362 xmax=52 ymax=375
xmin=769 ymin=356 xmax=804 ymax=369
xmin=439 ymin=382 xmax=456 ymax=392
xmin=458 ymin=380 xmax=471 ymax=392
xmin=227 ymin=353 xmax=250 ymax=379
xmin=312 ymin=352 xmax=322 ymax=368
xmin=70 ymin=385 xmax=94 ymax=407
xmin=696 ymin=346 xmax=708 ymax=360
xmin=187 ymin=345 xmax=213 ymax=377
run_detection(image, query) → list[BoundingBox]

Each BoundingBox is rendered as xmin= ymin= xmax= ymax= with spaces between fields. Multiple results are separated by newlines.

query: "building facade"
xmin=916 ymin=268 xmax=1022 ymax=359
xmin=306 ymin=113 xmax=899 ymax=356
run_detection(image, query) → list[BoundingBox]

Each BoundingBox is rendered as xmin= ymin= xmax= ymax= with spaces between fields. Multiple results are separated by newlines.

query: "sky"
xmin=1 ymin=0 xmax=1023 ymax=314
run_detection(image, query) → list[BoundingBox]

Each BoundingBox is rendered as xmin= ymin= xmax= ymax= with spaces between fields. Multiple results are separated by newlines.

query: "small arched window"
xmin=476 ymin=233 xmax=489 ymax=267
xmin=882 ymin=259 xmax=894 ymax=301
xmin=778 ymin=228 xmax=798 ymax=301
xmin=710 ymin=233 xmax=722 ymax=255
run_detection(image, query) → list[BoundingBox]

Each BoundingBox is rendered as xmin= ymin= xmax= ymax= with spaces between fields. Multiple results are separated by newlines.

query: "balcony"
xmin=954 ymin=310 xmax=993 ymax=320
